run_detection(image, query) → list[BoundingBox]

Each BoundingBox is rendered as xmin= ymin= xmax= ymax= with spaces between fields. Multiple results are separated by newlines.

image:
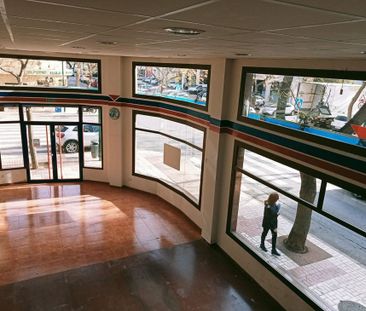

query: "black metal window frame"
xmin=132 ymin=110 xmax=206 ymax=209
xmin=132 ymin=61 xmax=211 ymax=111
xmin=0 ymin=54 xmax=102 ymax=94
xmin=226 ymin=140 xmax=366 ymax=311
xmin=237 ymin=66 xmax=366 ymax=157
xmin=0 ymin=104 xmax=24 ymax=171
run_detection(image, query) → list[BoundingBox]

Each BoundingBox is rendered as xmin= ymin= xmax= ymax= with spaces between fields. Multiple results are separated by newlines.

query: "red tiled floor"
xmin=0 ymin=181 xmax=201 ymax=285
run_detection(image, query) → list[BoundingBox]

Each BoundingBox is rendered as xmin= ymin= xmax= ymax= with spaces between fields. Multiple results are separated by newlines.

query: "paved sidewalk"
xmin=236 ymin=200 xmax=366 ymax=311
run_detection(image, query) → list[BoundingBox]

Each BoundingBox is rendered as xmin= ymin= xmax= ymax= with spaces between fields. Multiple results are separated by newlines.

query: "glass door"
xmin=26 ymin=124 xmax=53 ymax=180
xmin=55 ymin=124 xmax=80 ymax=180
xmin=26 ymin=124 xmax=81 ymax=181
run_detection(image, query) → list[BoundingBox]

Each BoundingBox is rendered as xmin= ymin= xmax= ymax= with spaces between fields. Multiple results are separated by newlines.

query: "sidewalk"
xmin=236 ymin=202 xmax=366 ymax=311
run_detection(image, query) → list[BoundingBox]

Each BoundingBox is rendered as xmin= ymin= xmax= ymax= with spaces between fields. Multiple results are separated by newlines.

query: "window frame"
xmin=132 ymin=61 xmax=211 ymax=111
xmin=132 ymin=110 xmax=206 ymax=209
xmin=81 ymin=106 xmax=103 ymax=170
xmin=0 ymin=54 xmax=102 ymax=93
xmin=0 ymin=104 xmax=25 ymax=171
xmin=237 ymin=66 xmax=366 ymax=157
xmin=226 ymin=139 xmax=366 ymax=311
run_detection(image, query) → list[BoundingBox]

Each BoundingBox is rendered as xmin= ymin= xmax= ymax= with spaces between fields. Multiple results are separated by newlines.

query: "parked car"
xmin=56 ymin=125 xmax=100 ymax=153
xmin=262 ymin=103 xmax=295 ymax=116
xmin=187 ymin=84 xmax=207 ymax=94
xmin=331 ymin=115 xmax=348 ymax=130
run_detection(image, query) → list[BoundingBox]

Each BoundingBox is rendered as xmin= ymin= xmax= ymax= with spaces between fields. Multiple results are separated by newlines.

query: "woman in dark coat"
xmin=260 ymin=192 xmax=281 ymax=256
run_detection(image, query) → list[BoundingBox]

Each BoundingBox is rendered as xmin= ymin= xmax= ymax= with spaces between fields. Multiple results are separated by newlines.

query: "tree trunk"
xmin=26 ymin=108 xmax=39 ymax=169
xmin=276 ymin=76 xmax=293 ymax=120
xmin=284 ymin=172 xmax=316 ymax=253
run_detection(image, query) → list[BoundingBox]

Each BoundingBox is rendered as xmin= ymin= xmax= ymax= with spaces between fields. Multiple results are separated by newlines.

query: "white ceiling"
xmin=1 ymin=0 xmax=366 ymax=58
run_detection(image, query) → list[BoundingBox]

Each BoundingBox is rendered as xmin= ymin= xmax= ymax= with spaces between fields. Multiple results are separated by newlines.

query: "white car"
xmin=331 ymin=115 xmax=348 ymax=130
xmin=56 ymin=125 xmax=100 ymax=153
xmin=262 ymin=103 xmax=295 ymax=116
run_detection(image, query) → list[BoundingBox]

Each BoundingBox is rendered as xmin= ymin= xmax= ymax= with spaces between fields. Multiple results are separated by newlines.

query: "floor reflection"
xmin=0 ymin=181 xmax=200 ymax=285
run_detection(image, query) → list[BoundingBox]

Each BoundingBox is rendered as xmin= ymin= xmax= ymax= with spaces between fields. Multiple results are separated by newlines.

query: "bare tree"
xmin=284 ymin=173 xmax=316 ymax=253
xmin=0 ymin=59 xmax=29 ymax=84
xmin=276 ymin=76 xmax=293 ymax=120
xmin=0 ymin=59 xmax=38 ymax=168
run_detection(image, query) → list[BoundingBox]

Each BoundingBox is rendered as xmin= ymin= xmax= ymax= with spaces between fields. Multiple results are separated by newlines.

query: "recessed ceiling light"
xmin=360 ymin=51 xmax=366 ymax=55
xmin=97 ymin=41 xmax=118 ymax=45
xmin=235 ymin=53 xmax=251 ymax=56
xmin=164 ymin=27 xmax=204 ymax=35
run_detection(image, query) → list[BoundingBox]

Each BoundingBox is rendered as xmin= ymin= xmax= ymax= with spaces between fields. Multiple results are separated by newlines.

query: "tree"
xmin=66 ymin=61 xmax=81 ymax=87
xmin=26 ymin=107 xmax=39 ymax=169
xmin=0 ymin=59 xmax=38 ymax=169
xmin=284 ymin=173 xmax=316 ymax=253
xmin=276 ymin=76 xmax=293 ymax=120
xmin=0 ymin=59 xmax=29 ymax=84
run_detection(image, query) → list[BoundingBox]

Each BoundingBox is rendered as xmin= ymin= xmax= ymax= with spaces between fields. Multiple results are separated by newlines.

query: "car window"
xmin=73 ymin=126 xmax=78 ymax=132
xmin=336 ymin=116 xmax=348 ymax=121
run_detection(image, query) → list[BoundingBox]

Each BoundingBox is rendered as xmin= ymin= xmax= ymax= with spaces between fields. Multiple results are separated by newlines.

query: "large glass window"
xmin=228 ymin=142 xmax=366 ymax=311
xmin=82 ymin=106 xmax=102 ymax=169
xmin=239 ymin=67 xmax=366 ymax=148
xmin=133 ymin=62 xmax=210 ymax=109
xmin=134 ymin=112 xmax=205 ymax=207
xmin=0 ymin=117 xmax=24 ymax=169
xmin=0 ymin=55 xmax=100 ymax=92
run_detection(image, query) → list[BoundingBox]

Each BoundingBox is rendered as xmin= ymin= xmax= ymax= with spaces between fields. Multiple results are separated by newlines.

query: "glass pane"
xmin=0 ymin=123 xmax=24 ymax=169
xmin=135 ymin=130 xmax=202 ymax=204
xmin=0 ymin=106 xmax=19 ymax=121
xmin=55 ymin=125 xmax=80 ymax=179
xmin=135 ymin=65 xmax=209 ymax=107
xmin=64 ymin=61 xmax=99 ymax=91
xmin=323 ymin=183 xmax=366 ymax=232
xmin=241 ymin=149 xmax=321 ymax=206
xmin=83 ymin=124 xmax=102 ymax=168
xmin=23 ymin=106 xmax=79 ymax=122
xmin=242 ymin=70 xmax=366 ymax=148
xmin=136 ymin=114 xmax=204 ymax=148
xmin=230 ymin=172 xmax=366 ymax=311
xmin=82 ymin=106 xmax=101 ymax=123
xmin=0 ymin=57 xmax=99 ymax=91
xmin=26 ymin=125 xmax=53 ymax=180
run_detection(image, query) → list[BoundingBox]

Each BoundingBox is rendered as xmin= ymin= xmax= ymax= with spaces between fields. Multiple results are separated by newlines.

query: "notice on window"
xmin=163 ymin=144 xmax=181 ymax=170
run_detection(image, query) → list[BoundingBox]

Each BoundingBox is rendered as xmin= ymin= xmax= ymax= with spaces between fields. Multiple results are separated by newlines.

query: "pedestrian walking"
xmin=260 ymin=192 xmax=281 ymax=256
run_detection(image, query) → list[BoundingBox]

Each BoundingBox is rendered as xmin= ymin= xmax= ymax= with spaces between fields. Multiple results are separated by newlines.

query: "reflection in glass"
xmin=135 ymin=65 xmax=209 ymax=107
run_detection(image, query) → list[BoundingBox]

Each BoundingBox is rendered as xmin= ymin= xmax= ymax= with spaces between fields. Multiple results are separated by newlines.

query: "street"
xmin=243 ymin=151 xmax=366 ymax=265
